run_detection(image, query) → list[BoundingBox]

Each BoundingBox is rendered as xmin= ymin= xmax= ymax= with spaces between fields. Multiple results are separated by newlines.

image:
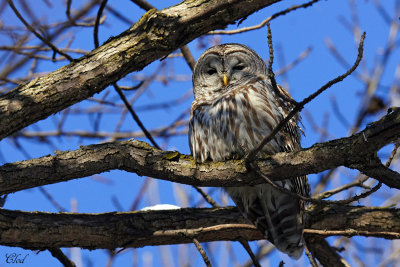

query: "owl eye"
xmin=206 ymin=69 xmax=217 ymax=75
xmin=233 ymin=65 xmax=245 ymax=71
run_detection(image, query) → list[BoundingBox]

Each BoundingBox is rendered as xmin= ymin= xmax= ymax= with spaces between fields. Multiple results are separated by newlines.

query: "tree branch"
xmin=1 ymin=107 xmax=399 ymax=195
xmin=305 ymin=237 xmax=351 ymax=267
xmin=48 ymin=248 xmax=76 ymax=267
xmin=0 ymin=205 xmax=399 ymax=249
xmin=0 ymin=0 xmax=280 ymax=140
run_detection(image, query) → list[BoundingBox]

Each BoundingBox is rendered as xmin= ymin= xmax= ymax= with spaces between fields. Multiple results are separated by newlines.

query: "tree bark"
xmin=0 ymin=108 xmax=399 ymax=195
xmin=0 ymin=205 xmax=398 ymax=249
xmin=0 ymin=0 xmax=280 ymax=141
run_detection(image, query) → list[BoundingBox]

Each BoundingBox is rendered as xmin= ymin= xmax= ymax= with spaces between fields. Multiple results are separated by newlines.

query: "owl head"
xmin=192 ymin=43 xmax=267 ymax=99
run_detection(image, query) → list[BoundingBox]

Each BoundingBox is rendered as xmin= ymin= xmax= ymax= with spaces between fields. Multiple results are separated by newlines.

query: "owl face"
xmin=192 ymin=44 xmax=267 ymax=99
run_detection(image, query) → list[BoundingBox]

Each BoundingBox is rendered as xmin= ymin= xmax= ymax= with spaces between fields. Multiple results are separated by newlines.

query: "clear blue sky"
xmin=0 ymin=0 xmax=398 ymax=266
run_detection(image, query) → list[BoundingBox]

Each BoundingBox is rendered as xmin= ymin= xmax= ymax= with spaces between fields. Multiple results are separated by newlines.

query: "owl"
xmin=189 ymin=44 xmax=310 ymax=259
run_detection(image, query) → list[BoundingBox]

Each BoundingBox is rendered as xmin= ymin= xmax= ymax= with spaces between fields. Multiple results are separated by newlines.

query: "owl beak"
xmin=223 ymin=74 xmax=229 ymax=87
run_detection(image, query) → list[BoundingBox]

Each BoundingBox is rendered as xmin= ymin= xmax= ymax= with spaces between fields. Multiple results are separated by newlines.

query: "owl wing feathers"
xmin=190 ymin=62 xmax=309 ymax=258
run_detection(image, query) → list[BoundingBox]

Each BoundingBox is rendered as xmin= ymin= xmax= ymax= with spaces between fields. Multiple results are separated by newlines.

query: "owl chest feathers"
xmin=189 ymin=78 xmax=290 ymax=162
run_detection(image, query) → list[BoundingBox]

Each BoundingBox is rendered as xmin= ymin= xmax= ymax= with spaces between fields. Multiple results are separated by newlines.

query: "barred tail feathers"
xmin=225 ymin=183 xmax=305 ymax=259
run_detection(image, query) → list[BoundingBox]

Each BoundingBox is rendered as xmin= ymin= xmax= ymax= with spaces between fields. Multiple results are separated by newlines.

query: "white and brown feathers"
xmin=189 ymin=44 xmax=310 ymax=259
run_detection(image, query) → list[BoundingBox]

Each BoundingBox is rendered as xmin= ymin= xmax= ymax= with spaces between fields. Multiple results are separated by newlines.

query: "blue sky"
xmin=0 ymin=0 xmax=399 ymax=266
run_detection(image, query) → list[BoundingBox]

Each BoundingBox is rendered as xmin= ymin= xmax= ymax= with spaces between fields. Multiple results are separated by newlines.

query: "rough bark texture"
xmin=0 ymin=108 xmax=399 ymax=195
xmin=0 ymin=0 xmax=280 ymax=141
xmin=305 ymin=204 xmax=400 ymax=239
xmin=0 ymin=205 xmax=398 ymax=249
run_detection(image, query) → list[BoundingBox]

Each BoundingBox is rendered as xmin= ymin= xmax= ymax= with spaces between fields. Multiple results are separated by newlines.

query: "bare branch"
xmin=193 ymin=187 xmax=220 ymax=208
xmin=180 ymin=45 xmax=196 ymax=71
xmin=48 ymin=248 xmax=76 ymax=267
xmin=130 ymin=0 xmax=154 ymax=11
xmin=94 ymin=0 xmax=108 ymax=49
xmin=266 ymin=22 xmax=298 ymax=106
xmin=275 ymin=46 xmax=312 ymax=76
xmin=114 ymin=84 xmax=160 ymax=149
xmin=209 ymin=0 xmax=321 ymax=35
xmin=0 ymin=205 xmax=399 ymax=249
xmin=239 ymin=240 xmax=262 ymax=267
xmin=192 ymin=238 xmax=212 ymax=267
xmin=6 ymin=0 xmax=73 ymax=61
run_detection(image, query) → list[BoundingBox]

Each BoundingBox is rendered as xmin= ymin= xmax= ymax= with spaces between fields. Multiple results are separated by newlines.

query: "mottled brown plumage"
xmin=189 ymin=44 xmax=309 ymax=259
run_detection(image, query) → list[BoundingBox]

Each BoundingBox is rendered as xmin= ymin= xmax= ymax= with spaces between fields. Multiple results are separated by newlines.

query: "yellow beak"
xmin=223 ymin=74 xmax=229 ymax=87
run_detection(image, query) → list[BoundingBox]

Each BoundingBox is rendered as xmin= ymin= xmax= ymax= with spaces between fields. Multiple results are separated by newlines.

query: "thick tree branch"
xmin=0 ymin=0 xmax=280 ymax=140
xmin=0 ymin=205 xmax=399 ymax=249
xmin=0 ymin=108 xmax=399 ymax=195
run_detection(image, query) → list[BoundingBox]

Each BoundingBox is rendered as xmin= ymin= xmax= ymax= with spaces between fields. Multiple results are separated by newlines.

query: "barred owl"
xmin=189 ymin=44 xmax=310 ymax=259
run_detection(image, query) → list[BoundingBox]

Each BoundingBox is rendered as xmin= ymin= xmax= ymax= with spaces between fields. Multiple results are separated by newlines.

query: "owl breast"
xmin=189 ymin=77 xmax=288 ymax=162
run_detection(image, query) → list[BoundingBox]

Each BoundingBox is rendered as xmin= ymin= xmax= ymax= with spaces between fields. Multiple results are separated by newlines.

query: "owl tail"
xmin=226 ymin=183 xmax=305 ymax=259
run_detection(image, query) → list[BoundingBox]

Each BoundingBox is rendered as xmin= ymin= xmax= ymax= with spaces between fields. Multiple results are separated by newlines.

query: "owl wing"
xmin=274 ymin=84 xmax=310 ymax=199
xmin=222 ymin=79 xmax=310 ymax=259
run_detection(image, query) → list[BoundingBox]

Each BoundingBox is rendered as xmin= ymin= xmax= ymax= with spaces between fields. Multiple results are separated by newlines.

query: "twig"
xmin=275 ymin=46 xmax=312 ymax=76
xmin=240 ymin=244 xmax=274 ymax=267
xmin=239 ymin=240 xmax=261 ymax=267
xmin=324 ymin=38 xmax=368 ymax=83
xmin=105 ymin=6 xmax=134 ymax=25
xmin=130 ymin=178 xmax=151 ymax=210
xmin=113 ymin=60 xmax=168 ymax=133
xmin=38 ymin=187 xmax=67 ymax=212
xmin=372 ymin=0 xmax=392 ymax=25
xmin=130 ymin=0 xmax=154 ymax=10
xmin=304 ymin=244 xmax=319 ymax=267
xmin=209 ymin=0 xmax=320 ymax=35
xmin=304 ymin=229 xmax=400 ymax=239
xmin=193 ymin=186 xmax=219 ymax=207
xmin=94 ymin=0 xmax=108 ymax=48
xmin=7 ymin=0 xmax=73 ymax=62
xmin=66 ymin=0 xmax=72 ymax=21
xmin=254 ymin=165 xmax=380 ymax=205
xmin=48 ymin=248 xmax=76 ymax=267
xmin=313 ymin=176 xmax=369 ymax=200
xmin=312 ymin=169 xmax=336 ymax=196
xmin=386 ymin=142 xmax=400 ymax=167
xmin=246 ymin=32 xmax=366 ymax=164
xmin=0 ymin=45 xmax=89 ymax=54
xmin=180 ymin=45 xmax=196 ymax=70
xmin=106 ymin=250 xmax=116 ymax=267
xmin=113 ymin=83 xmax=160 ymax=149
xmin=192 ymin=238 xmax=212 ymax=267
xmin=121 ymin=81 xmax=144 ymax=91
xmin=266 ymin=22 xmax=298 ymax=106
xmin=330 ymin=95 xmax=351 ymax=128
xmin=17 ymin=127 xmax=188 ymax=140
